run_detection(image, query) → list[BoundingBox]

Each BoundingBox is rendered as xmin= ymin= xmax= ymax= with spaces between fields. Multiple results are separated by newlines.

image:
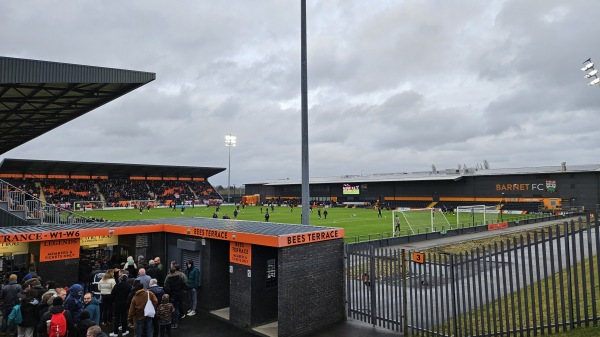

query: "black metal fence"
xmin=346 ymin=216 xmax=600 ymax=336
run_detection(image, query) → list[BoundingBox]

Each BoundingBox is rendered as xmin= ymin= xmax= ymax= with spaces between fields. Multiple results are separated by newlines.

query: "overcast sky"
xmin=2 ymin=1 xmax=600 ymax=187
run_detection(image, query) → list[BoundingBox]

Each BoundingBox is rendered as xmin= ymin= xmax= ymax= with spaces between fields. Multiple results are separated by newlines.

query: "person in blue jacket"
xmin=83 ymin=292 xmax=101 ymax=325
xmin=184 ymin=261 xmax=200 ymax=316
xmin=64 ymin=284 xmax=84 ymax=324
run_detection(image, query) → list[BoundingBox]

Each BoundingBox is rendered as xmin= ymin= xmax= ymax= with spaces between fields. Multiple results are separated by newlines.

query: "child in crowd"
xmin=157 ymin=294 xmax=174 ymax=337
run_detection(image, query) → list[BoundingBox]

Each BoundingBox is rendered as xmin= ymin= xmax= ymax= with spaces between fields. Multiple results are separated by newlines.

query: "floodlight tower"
xmin=225 ymin=134 xmax=236 ymax=204
xmin=581 ymin=58 xmax=600 ymax=86
xmin=300 ymin=0 xmax=310 ymax=225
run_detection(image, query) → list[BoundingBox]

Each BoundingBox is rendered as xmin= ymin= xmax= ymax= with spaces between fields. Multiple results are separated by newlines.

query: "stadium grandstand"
xmin=0 ymin=158 xmax=225 ymax=211
xmin=245 ymin=162 xmax=600 ymax=214
xmin=0 ymin=56 xmax=225 ymax=225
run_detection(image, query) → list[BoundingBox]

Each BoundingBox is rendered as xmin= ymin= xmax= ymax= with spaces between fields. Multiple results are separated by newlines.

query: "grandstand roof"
xmin=0 ymin=56 xmax=156 ymax=155
xmin=248 ymin=163 xmax=600 ymax=186
xmin=0 ymin=158 xmax=225 ymax=179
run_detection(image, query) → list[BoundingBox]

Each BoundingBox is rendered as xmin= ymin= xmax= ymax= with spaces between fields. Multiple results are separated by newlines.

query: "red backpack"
xmin=48 ymin=310 xmax=67 ymax=337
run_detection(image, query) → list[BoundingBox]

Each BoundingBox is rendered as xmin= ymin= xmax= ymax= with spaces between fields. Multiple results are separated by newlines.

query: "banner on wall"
xmin=0 ymin=242 xmax=29 ymax=256
xmin=80 ymin=235 xmax=118 ymax=248
xmin=230 ymin=242 xmax=251 ymax=266
xmin=40 ymin=239 xmax=80 ymax=262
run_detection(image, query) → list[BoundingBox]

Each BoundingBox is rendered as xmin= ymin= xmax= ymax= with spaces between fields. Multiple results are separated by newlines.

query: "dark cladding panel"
xmin=0 ymin=57 xmax=155 ymax=83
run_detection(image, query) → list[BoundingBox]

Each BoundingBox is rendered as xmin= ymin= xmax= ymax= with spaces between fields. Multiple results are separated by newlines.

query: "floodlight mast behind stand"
xmin=301 ymin=0 xmax=310 ymax=225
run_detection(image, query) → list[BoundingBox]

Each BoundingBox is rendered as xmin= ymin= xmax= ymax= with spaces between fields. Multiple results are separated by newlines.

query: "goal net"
xmin=73 ymin=200 xmax=105 ymax=211
xmin=392 ymin=208 xmax=452 ymax=236
xmin=128 ymin=200 xmax=158 ymax=209
xmin=456 ymin=205 xmax=499 ymax=226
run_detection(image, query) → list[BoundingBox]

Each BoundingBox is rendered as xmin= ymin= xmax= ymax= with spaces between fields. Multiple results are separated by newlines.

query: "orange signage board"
xmin=40 ymin=239 xmax=80 ymax=262
xmin=0 ymin=223 xmax=342 ymax=248
xmin=488 ymin=222 xmax=508 ymax=231
xmin=413 ymin=252 xmax=425 ymax=264
xmin=230 ymin=242 xmax=252 ymax=266
xmin=278 ymin=228 xmax=344 ymax=247
xmin=163 ymin=224 xmax=280 ymax=247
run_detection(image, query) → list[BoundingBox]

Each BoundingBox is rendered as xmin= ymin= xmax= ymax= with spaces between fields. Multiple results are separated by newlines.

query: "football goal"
xmin=456 ymin=205 xmax=499 ymax=226
xmin=73 ymin=200 xmax=105 ymax=211
xmin=392 ymin=208 xmax=452 ymax=236
xmin=128 ymin=200 xmax=158 ymax=209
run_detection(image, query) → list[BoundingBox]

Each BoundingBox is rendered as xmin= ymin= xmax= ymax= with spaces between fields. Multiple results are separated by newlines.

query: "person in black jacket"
xmin=0 ymin=274 xmax=21 ymax=335
xmin=76 ymin=310 xmax=95 ymax=337
xmin=111 ymin=274 xmax=132 ymax=336
xmin=38 ymin=297 xmax=75 ymax=337
xmin=17 ymin=290 xmax=39 ymax=337
xmin=163 ymin=268 xmax=185 ymax=329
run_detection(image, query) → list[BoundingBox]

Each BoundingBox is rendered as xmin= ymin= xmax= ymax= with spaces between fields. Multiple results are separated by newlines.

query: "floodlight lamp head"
xmin=588 ymin=78 xmax=600 ymax=86
xmin=585 ymin=69 xmax=598 ymax=78
xmin=225 ymin=135 xmax=237 ymax=147
xmin=581 ymin=63 xmax=594 ymax=71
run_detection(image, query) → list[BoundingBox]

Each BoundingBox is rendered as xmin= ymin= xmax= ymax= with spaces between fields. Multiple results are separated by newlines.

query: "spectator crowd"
xmin=0 ymin=255 xmax=200 ymax=337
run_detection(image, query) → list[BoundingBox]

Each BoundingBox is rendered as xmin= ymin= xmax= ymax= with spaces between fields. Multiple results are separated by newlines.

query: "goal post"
xmin=128 ymin=200 xmax=158 ymax=209
xmin=456 ymin=205 xmax=499 ymax=226
xmin=392 ymin=208 xmax=452 ymax=236
xmin=73 ymin=200 xmax=105 ymax=211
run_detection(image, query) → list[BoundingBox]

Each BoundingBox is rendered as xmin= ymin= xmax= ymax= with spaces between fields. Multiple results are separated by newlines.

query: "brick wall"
xmin=277 ymin=239 xmax=345 ymax=337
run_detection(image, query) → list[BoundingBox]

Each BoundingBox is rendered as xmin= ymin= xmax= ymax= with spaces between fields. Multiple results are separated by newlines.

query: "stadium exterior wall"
xmin=245 ymin=171 xmax=600 ymax=210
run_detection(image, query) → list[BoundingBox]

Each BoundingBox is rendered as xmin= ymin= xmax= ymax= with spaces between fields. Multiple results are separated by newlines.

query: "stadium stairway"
xmin=95 ymin=183 xmax=106 ymax=202
xmin=36 ymin=182 xmax=47 ymax=203
xmin=187 ymin=183 xmax=199 ymax=201
xmin=0 ymin=200 xmax=33 ymax=227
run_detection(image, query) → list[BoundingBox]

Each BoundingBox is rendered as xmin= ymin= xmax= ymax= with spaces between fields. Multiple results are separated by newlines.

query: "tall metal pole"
xmin=228 ymin=145 xmax=231 ymax=204
xmin=301 ymin=0 xmax=310 ymax=225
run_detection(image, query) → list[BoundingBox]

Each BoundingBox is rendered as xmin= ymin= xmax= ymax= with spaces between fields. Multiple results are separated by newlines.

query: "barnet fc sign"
xmin=496 ymin=181 xmax=557 ymax=193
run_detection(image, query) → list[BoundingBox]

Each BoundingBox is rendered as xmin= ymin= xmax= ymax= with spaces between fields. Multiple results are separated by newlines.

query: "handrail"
xmin=0 ymin=179 xmax=87 ymax=225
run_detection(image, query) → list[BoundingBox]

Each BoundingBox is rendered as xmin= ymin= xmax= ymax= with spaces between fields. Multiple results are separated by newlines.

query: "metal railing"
xmin=0 ymin=179 xmax=87 ymax=225
xmin=346 ymin=213 xmax=573 ymax=244
xmin=346 ymin=216 xmax=600 ymax=336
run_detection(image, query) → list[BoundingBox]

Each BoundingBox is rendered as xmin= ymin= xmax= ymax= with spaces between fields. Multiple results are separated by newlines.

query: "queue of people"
xmin=0 ymin=256 xmax=201 ymax=337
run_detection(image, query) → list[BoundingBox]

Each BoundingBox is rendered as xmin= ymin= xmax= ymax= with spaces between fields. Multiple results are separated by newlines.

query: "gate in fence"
xmin=346 ymin=216 xmax=600 ymax=336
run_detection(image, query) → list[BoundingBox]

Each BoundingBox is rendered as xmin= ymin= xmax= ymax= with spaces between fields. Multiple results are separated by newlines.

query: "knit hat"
xmin=52 ymin=296 xmax=63 ymax=306
xmin=80 ymin=310 xmax=91 ymax=320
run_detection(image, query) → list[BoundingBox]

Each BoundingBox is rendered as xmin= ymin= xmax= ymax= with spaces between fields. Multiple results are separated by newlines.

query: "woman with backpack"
xmin=37 ymin=297 xmax=75 ymax=337
xmin=15 ymin=291 xmax=38 ymax=337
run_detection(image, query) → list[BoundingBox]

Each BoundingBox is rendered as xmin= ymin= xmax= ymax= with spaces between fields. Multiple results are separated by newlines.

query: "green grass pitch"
xmin=75 ymin=205 xmax=539 ymax=242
